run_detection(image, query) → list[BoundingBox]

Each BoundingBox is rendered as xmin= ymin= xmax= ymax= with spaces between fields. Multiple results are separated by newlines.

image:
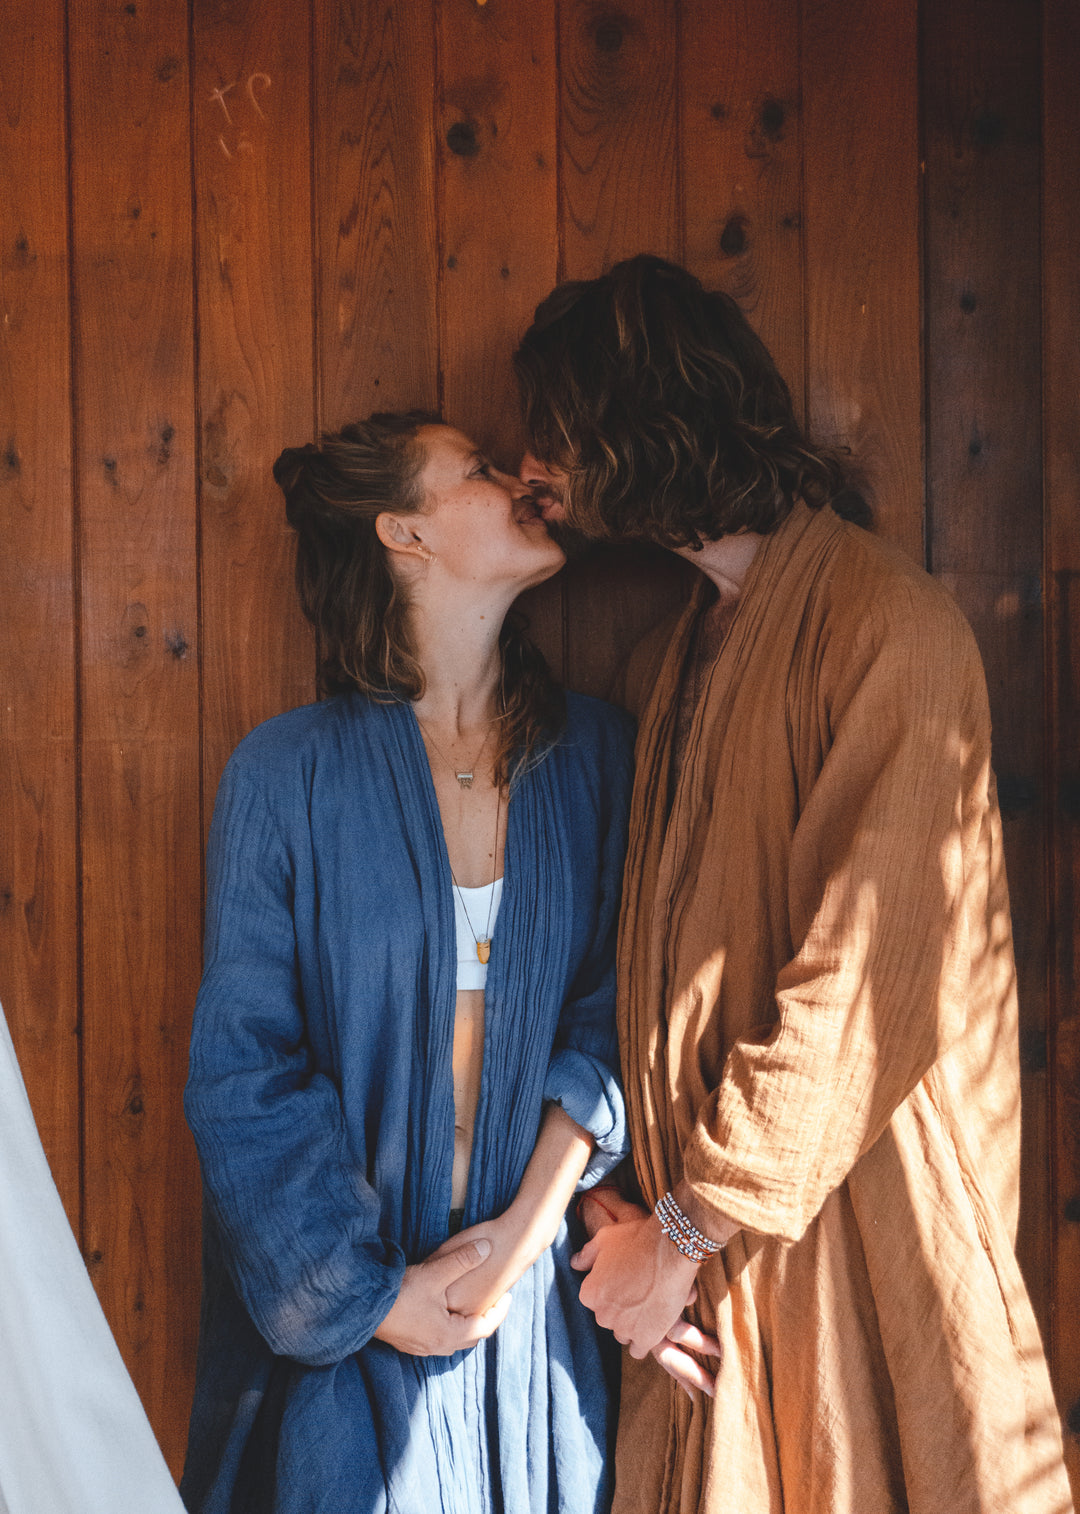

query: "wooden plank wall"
xmin=0 ymin=0 xmax=1075 ymax=1491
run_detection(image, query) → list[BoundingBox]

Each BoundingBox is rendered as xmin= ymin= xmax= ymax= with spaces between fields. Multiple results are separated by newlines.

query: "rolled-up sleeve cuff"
xmin=543 ymin=1049 xmax=629 ymax=1187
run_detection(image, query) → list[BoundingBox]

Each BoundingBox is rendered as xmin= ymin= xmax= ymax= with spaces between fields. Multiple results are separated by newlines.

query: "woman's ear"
xmin=375 ymin=511 xmax=433 ymax=561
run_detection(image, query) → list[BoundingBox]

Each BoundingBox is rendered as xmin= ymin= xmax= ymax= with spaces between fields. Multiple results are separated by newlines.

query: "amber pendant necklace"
xmin=449 ymin=787 xmax=502 ymax=964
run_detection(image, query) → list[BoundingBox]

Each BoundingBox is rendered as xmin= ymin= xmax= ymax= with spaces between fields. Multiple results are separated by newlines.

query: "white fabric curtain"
xmin=0 ymin=1002 xmax=185 ymax=1514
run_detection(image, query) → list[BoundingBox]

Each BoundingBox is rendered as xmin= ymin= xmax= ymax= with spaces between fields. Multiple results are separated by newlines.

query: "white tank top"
xmin=453 ymin=878 xmax=503 ymax=990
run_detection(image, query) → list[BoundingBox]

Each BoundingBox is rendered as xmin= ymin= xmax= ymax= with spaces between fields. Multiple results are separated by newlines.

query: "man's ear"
xmin=375 ymin=511 xmax=428 ymax=559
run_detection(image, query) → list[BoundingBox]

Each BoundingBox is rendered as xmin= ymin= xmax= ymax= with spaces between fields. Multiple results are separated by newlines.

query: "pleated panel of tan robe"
xmin=614 ymin=502 xmax=1072 ymax=1514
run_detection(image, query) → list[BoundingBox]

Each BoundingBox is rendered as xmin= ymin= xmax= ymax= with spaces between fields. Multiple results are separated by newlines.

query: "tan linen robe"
xmin=615 ymin=501 xmax=1072 ymax=1514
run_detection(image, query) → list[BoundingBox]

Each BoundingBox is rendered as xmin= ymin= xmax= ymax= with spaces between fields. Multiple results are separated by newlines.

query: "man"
xmin=514 ymin=256 xmax=1072 ymax=1514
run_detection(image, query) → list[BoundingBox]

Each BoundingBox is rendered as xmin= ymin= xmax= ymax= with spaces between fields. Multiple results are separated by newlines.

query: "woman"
xmin=180 ymin=413 xmax=634 ymax=1514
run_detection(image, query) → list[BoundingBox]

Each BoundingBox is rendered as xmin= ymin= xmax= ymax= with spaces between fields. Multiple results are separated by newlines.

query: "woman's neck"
xmin=408 ymin=586 xmax=510 ymax=732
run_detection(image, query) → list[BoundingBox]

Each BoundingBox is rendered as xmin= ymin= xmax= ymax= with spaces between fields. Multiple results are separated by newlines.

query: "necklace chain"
xmin=414 ymin=713 xmax=494 ymax=790
xmin=414 ymin=710 xmax=502 ymax=963
xmin=448 ymin=787 xmax=502 ymax=963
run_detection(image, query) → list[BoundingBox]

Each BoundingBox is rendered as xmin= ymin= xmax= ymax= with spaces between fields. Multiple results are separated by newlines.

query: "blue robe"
xmin=181 ymin=691 xmax=634 ymax=1514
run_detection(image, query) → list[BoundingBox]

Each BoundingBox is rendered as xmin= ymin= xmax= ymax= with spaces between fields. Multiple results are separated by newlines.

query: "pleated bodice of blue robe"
xmin=181 ymin=690 xmax=634 ymax=1514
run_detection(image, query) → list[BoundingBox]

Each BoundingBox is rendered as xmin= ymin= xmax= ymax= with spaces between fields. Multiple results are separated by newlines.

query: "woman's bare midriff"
xmin=451 ymin=987 xmax=485 ymax=1207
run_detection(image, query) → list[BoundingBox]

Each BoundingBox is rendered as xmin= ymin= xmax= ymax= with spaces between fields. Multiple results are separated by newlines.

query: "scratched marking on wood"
xmin=209 ymin=71 xmax=272 ymax=160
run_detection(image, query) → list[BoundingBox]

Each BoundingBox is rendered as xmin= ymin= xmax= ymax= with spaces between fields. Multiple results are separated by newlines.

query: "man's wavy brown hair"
xmin=514 ymin=255 xmax=855 ymax=547
xmin=273 ymin=412 xmax=563 ymax=784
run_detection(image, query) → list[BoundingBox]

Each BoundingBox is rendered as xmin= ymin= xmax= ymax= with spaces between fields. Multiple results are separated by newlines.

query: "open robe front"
xmin=181 ymin=692 xmax=633 ymax=1514
xmin=615 ymin=503 xmax=1072 ymax=1514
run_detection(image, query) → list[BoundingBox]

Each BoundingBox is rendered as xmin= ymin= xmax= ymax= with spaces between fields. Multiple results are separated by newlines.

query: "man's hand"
xmin=574 ymin=1190 xmax=722 ymax=1397
xmin=373 ymin=1239 xmax=511 ymax=1356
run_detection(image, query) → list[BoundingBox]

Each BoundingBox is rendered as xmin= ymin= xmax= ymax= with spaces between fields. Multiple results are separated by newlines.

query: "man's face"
xmin=518 ymin=454 xmax=569 ymax=525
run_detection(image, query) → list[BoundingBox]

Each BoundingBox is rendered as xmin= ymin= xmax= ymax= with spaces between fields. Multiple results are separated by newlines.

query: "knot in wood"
xmin=594 ymin=16 xmax=624 ymax=52
xmin=719 ymin=215 xmax=749 ymax=258
xmin=447 ymin=121 xmax=480 ymax=157
xmin=760 ymin=97 xmax=785 ymax=139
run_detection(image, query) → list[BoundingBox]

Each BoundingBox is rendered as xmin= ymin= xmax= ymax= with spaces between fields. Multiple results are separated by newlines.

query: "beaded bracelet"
xmin=654 ymin=1190 xmax=725 ymax=1264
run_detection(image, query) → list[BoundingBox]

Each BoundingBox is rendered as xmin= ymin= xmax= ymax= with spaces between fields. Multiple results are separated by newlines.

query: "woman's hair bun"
xmin=272 ymin=441 xmax=320 ymax=499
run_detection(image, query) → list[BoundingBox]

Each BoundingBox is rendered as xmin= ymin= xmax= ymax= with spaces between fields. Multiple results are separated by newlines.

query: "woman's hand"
xmin=432 ymin=1103 xmax=596 ymax=1318
xmin=373 ymin=1238 xmax=511 ymax=1356
xmin=435 ymin=1212 xmax=542 ymax=1318
xmin=574 ymin=1192 xmax=722 ymax=1399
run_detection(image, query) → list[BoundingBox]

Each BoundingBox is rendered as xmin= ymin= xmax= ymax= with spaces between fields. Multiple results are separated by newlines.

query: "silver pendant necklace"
xmin=415 ymin=714 xmax=494 ymax=790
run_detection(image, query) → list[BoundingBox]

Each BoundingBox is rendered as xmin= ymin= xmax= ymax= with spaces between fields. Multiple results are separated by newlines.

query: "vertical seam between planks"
xmin=62 ymin=0 xmax=87 ymax=1257
xmin=796 ymin=0 xmax=809 ymax=434
xmin=308 ymin=0 xmax=322 ymax=692
xmin=432 ymin=0 xmax=446 ymax=418
xmin=554 ymin=0 xmax=569 ymax=681
xmin=917 ymin=0 xmax=933 ymax=574
xmin=187 ymin=0 xmax=207 ymax=925
xmin=309 ymin=0 xmax=321 ymax=440
xmin=555 ymin=0 xmax=565 ymax=285
xmin=674 ymin=0 xmax=685 ymax=267
xmin=1037 ymin=0 xmax=1058 ymax=1391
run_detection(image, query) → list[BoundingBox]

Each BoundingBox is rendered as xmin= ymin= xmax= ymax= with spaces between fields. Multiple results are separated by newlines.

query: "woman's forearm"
xmin=502 ymin=1102 xmax=594 ymax=1259
xmin=441 ymin=1103 xmax=592 ymax=1315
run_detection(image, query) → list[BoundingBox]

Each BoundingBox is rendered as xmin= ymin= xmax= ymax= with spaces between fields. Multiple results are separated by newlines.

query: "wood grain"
xmin=560 ymin=545 xmax=692 ymax=702
xmin=436 ymin=0 xmax=563 ymax=674
xmin=681 ymin=0 xmax=804 ymax=415
xmin=194 ymin=0 xmax=317 ymax=817
xmin=802 ymin=0 xmax=922 ymax=558
xmin=559 ymin=0 xmax=680 ymax=275
xmin=68 ymin=0 xmax=202 ymax=1470
xmin=316 ymin=0 xmax=439 ymax=426
xmin=922 ymin=0 xmax=1048 ymax=1335
xmin=1044 ymin=0 xmax=1080 ymax=1487
xmin=558 ymin=0 xmax=685 ymax=697
xmin=437 ymin=0 xmax=558 ymax=457
xmin=0 ymin=0 xmax=80 ymax=1221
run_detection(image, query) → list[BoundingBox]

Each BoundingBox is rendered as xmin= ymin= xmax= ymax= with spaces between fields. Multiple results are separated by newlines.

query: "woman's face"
xmin=409 ymin=426 xmax=565 ymax=592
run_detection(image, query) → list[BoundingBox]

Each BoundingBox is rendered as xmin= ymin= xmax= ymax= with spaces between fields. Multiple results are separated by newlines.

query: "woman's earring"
xmin=415 ymin=544 xmax=436 ymax=563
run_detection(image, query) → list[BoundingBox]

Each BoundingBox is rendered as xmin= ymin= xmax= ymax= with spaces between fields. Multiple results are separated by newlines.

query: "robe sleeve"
xmin=543 ymin=712 xmax=634 ymax=1187
xmin=185 ymin=755 xmax=406 ymax=1366
xmin=681 ymin=580 xmax=997 ymax=1244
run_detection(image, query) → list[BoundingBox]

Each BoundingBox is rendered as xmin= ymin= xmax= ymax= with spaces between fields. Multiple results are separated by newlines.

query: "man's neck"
xmin=674 ymin=531 xmax=762 ymax=604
